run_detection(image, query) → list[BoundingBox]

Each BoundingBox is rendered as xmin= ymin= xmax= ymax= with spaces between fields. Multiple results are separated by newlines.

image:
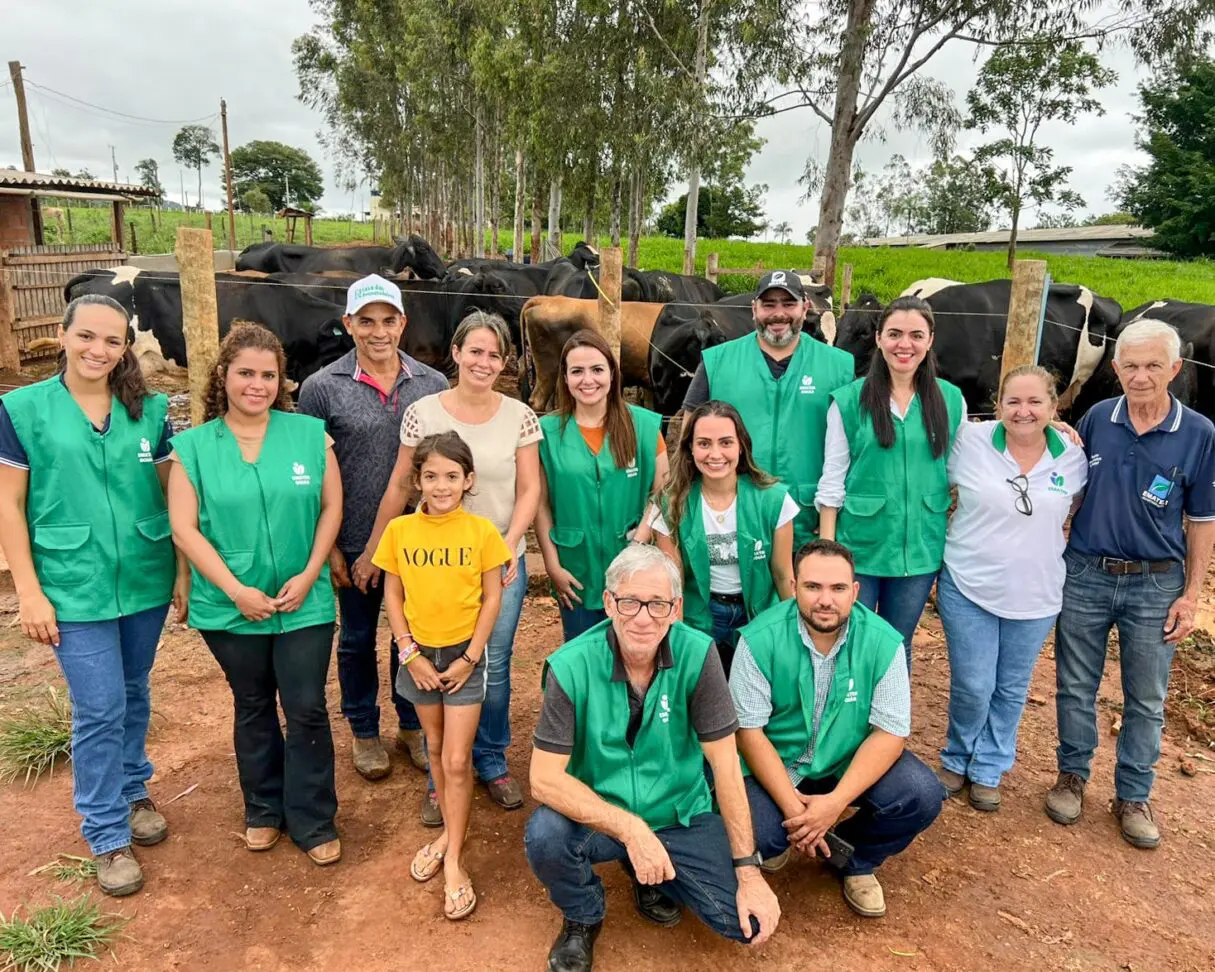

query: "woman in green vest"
xmin=536 ymin=330 xmax=668 ymax=640
xmin=0 ymin=294 xmax=186 ymax=898
xmin=648 ymin=400 xmax=797 ymax=674
xmin=168 ymin=323 xmax=343 ymax=866
xmin=816 ymin=296 xmax=965 ymax=670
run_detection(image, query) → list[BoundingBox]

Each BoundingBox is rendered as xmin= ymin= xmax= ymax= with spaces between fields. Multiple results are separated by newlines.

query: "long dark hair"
xmin=61 ymin=294 xmax=149 ymax=420
xmin=664 ymin=400 xmax=776 ymax=534
xmin=203 ymin=322 xmax=293 ymax=422
xmin=860 ymin=296 xmax=950 ymax=458
xmin=554 ymin=329 xmax=638 ymax=469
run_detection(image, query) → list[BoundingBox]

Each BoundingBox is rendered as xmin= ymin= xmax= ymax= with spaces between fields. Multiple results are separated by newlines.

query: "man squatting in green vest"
xmin=525 ymin=544 xmax=780 ymax=972
xmin=681 ymin=270 xmax=856 ymax=548
xmin=730 ymin=540 xmax=945 ymax=919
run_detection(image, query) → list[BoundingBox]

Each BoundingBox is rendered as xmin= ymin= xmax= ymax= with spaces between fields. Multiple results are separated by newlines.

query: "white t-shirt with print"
xmin=650 ymin=493 xmax=800 ymax=594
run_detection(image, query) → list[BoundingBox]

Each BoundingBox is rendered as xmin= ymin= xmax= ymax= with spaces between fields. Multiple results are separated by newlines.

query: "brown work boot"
xmin=245 ymin=827 xmax=281 ymax=852
xmin=759 ymin=848 xmax=791 ymax=873
xmin=96 ymin=846 xmax=143 ymax=897
xmin=1045 ymin=772 xmax=1086 ymax=825
xmin=352 ymin=736 xmax=391 ymax=781
xmin=937 ymin=767 xmax=966 ymax=797
xmin=421 ymin=788 xmax=444 ymax=828
xmin=129 ymin=798 xmax=168 ymax=846
xmin=842 ymin=874 xmax=886 ymax=918
xmin=483 ymin=774 xmax=524 ymax=810
xmin=307 ymin=838 xmax=342 ymax=866
xmin=395 ymin=728 xmax=429 ymax=772
xmin=1113 ymin=799 xmax=1160 ymax=849
xmin=968 ymin=783 xmax=1001 ymax=812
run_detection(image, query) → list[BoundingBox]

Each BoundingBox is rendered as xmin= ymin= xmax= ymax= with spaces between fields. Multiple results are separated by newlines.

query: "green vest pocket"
xmin=33 ymin=523 xmax=96 ymax=585
xmin=220 ymin=550 xmax=256 ymax=578
xmin=135 ymin=511 xmax=173 ymax=542
xmin=921 ymin=491 xmax=953 ymax=514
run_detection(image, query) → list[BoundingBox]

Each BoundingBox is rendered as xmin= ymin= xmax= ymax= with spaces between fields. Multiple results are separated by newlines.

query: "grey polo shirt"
xmin=297 ymin=349 xmax=448 ymax=554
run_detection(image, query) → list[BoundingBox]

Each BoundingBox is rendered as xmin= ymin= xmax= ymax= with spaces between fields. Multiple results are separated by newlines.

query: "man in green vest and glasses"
xmin=731 ymin=540 xmax=944 ymax=919
xmin=526 ymin=544 xmax=780 ymax=972
xmin=683 ymin=271 xmax=855 ymax=546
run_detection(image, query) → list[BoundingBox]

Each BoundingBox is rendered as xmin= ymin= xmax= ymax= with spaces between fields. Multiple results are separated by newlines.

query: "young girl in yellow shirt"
xmin=373 ymin=431 xmax=511 ymax=920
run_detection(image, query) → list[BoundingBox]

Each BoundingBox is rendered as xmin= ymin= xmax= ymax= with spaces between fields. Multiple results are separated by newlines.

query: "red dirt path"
xmin=0 ymin=576 xmax=1212 ymax=972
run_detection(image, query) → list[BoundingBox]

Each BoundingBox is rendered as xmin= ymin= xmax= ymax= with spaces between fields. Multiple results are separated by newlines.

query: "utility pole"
xmin=9 ymin=60 xmax=43 ymax=243
xmin=110 ymin=145 xmax=119 ymax=183
xmin=220 ymin=98 xmax=236 ymax=252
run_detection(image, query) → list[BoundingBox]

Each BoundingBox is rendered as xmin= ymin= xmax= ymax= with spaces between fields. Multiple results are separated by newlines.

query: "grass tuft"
xmin=0 ymin=895 xmax=126 ymax=972
xmin=27 ymin=857 xmax=98 ymax=885
xmin=0 ymin=688 xmax=72 ymax=785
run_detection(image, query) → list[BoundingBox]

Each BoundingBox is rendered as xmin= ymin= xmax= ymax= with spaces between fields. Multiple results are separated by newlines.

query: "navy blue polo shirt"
xmin=1069 ymin=395 xmax=1215 ymax=563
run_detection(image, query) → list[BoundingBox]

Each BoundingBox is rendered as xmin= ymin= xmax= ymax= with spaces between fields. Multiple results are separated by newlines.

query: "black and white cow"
xmin=234 ymin=235 xmax=446 ymax=278
xmin=833 ymin=279 xmax=1122 ymax=413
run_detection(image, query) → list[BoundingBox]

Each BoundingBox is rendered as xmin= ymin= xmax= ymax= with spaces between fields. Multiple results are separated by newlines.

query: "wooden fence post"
xmin=0 ymin=251 xmax=21 ymax=371
xmin=204 ymin=211 xmax=213 ymax=231
xmin=599 ymin=246 xmax=623 ymax=364
xmin=175 ymin=228 xmax=221 ymax=428
xmin=1001 ymin=259 xmax=1050 ymax=386
xmin=840 ymin=264 xmax=853 ymax=309
xmin=129 ymin=221 xmax=138 ymax=256
xmin=706 ymin=252 xmax=719 ymax=285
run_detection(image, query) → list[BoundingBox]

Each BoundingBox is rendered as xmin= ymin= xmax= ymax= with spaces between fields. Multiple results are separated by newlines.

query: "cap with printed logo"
xmin=755 ymin=269 xmax=805 ymax=300
xmin=345 ymin=273 xmax=405 ymax=316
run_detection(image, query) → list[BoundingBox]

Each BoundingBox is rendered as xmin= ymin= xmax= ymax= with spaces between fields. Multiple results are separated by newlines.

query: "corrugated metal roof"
xmin=864 ymin=225 xmax=1155 ymax=247
xmin=0 ymin=169 xmax=160 ymax=198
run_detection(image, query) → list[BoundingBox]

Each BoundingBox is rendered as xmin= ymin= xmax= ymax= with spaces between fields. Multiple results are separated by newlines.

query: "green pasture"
xmin=36 ymin=204 xmax=1215 ymax=311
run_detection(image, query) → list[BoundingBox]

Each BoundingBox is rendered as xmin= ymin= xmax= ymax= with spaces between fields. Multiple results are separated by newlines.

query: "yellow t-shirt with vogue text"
xmin=372 ymin=505 xmax=512 ymax=647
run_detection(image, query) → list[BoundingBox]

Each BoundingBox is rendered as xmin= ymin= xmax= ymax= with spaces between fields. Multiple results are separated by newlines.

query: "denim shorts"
xmin=393 ymin=640 xmax=486 ymax=707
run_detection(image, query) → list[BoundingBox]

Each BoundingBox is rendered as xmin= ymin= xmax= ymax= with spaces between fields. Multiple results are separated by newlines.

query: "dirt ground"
xmin=0 ymin=560 xmax=1213 ymax=972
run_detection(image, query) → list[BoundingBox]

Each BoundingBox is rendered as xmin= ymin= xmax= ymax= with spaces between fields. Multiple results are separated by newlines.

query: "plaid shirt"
xmin=729 ymin=615 xmax=910 ymax=785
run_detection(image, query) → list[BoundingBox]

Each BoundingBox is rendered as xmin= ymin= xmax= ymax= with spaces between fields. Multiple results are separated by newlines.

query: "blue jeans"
xmin=746 ymin=751 xmax=944 ymax=875
xmin=471 ymin=555 xmax=527 ymax=782
xmin=1055 ymin=551 xmax=1184 ymax=802
xmin=53 ymin=603 xmax=169 ymax=856
xmin=936 ymin=567 xmax=1057 ymax=787
xmin=709 ymin=596 xmax=748 ymax=676
xmin=856 ymin=571 xmax=939 ymax=673
xmin=336 ymin=551 xmax=420 ymax=737
xmin=558 ymin=603 xmax=607 ymax=642
xmin=524 ymin=805 xmax=757 ymax=941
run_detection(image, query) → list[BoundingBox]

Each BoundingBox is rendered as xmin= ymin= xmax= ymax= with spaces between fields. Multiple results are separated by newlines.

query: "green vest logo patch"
xmin=752 ymin=538 xmax=767 ymax=561
xmin=625 ymin=458 xmax=639 ymax=478
xmin=800 ymin=375 xmax=816 ymax=395
xmin=659 ymin=693 xmax=670 ymax=723
xmin=844 ymin=677 xmax=858 ymax=704
xmin=291 ymin=461 xmax=312 ymax=486
xmin=138 ymin=437 xmax=153 ymax=463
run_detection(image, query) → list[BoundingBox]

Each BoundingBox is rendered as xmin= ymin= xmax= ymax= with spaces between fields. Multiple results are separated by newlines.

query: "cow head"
xmin=569 ymin=240 xmax=600 ymax=271
xmin=391 ymin=234 xmax=446 ymax=279
xmin=650 ymin=313 xmax=728 ymax=416
xmin=833 ymin=292 xmax=884 ymax=370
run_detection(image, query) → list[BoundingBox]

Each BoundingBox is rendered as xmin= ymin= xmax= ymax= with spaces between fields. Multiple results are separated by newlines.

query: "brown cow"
xmin=520 ymin=296 xmax=665 ymax=411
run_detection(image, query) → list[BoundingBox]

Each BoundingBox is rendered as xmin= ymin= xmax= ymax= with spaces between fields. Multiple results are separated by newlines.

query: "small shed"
xmin=0 ymin=170 xmax=160 ymax=369
xmin=278 ymin=206 xmax=314 ymax=246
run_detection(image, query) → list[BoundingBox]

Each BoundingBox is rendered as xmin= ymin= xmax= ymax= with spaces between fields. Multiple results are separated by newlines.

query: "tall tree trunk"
xmin=490 ymin=132 xmax=502 ymax=257
xmin=628 ymin=165 xmax=643 ymax=268
xmin=682 ymin=0 xmax=710 ymax=275
xmin=530 ymin=180 xmax=542 ymax=264
xmin=582 ymin=172 xmax=596 ymax=244
xmin=811 ymin=0 xmax=876 ymax=292
xmin=513 ymin=148 xmax=526 ymax=262
xmin=1008 ymin=199 xmax=1020 ymax=269
xmin=609 ymin=160 xmax=623 ymax=246
xmin=547 ymin=175 xmax=563 ymax=257
xmin=473 ymin=102 xmax=486 ymax=258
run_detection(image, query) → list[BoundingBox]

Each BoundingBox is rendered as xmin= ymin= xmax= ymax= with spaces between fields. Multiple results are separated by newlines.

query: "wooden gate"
xmin=0 ymin=243 xmax=127 ymax=369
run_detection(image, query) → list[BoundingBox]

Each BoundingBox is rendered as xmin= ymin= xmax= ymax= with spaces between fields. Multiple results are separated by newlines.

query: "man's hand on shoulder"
xmin=735 ymin=867 xmax=780 ymax=945
xmin=623 ymin=818 xmax=675 ymax=886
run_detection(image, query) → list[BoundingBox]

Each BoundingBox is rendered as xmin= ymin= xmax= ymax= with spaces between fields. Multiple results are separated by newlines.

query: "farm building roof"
xmin=863 ymin=225 xmax=1155 ymax=248
xmin=0 ymin=168 xmax=160 ymax=200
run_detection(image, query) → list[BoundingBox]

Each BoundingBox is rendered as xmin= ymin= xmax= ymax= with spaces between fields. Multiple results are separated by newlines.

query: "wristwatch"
xmin=732 ymin=852 xmax=763 ymax=870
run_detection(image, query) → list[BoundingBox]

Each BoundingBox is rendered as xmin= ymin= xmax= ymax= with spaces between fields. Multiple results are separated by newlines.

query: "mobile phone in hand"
xmin=821 ymin=829 xmax=854 ymax=871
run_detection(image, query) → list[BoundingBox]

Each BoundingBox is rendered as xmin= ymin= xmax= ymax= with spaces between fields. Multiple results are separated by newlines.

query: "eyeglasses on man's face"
xmin=607 ymin=591 xmax=676 ymax=619
xmin=1006 ymin=474 xmax=1033 ymax=516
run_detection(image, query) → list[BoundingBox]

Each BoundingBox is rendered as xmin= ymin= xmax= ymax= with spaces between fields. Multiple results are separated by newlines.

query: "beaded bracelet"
xmin=461 ymin=650 xmax=481 ymax=667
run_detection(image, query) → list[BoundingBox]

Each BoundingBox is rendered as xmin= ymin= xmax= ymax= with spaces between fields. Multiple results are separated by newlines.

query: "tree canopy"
xmin=172 ymin=125 xmax=220 ymax=209
xmin=230 ymin=140 xmax=324 ymax=211
xmin=656 ymin=183 xmax=767 ymax=239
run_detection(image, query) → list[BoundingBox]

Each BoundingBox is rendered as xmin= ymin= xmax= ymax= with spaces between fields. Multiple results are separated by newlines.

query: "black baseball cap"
xmin=755 ymin=270 xmax=805 ymax=299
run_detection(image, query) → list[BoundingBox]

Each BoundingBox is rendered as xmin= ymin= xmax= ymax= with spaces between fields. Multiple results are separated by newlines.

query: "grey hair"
xmin=604 ymin=543 xmax=683 ymax=600
xmin=1115 ymin=318 xmax=1181 ymax=364
xmin=63 ymin=293 xmax=131 ymax=331
xmin=452 ymin=310 xmax=511 ymax=357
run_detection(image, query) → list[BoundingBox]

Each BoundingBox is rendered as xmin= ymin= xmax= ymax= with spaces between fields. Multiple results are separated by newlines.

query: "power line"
xmin=23 ymin=79 xmax=218 ymax=126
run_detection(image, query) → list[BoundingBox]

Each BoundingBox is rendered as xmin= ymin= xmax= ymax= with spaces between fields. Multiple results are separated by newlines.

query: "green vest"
xmin=665 ymin=478 xmax=789 ymax=635
xmin=539 ymin=405 xmax=661 ymax=606
xmin=3 ymin=377 xmax=175 ymax=622
xmin=172 ymin=411 xmax=335 ymax=634
xmin=740 ymin=598 xmax=902 ymax=781
xmin=703 ymin=332 xmax=854 ymax=546
xmin=830 ymin=378 xmax=964 ymax=576
xmin=544 ymin=620 xmax=714 ymax=830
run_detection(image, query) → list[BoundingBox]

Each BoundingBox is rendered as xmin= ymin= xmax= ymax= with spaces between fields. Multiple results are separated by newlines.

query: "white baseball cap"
xmin=345 ymin=273 xmax=404 ymax=316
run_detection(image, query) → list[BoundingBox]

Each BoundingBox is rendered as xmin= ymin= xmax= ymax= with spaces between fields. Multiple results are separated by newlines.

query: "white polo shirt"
xmin=944 ymin=421 xmax=1088 ymax=619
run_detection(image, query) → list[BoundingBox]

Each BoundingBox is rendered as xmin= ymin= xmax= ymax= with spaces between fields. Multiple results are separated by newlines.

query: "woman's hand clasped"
xmin=232 ymin=585 xmax=278 ymax=622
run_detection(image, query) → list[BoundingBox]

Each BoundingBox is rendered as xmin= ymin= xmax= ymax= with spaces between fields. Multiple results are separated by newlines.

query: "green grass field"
xmin=38 ymin=204 xmax=1215 ymax=311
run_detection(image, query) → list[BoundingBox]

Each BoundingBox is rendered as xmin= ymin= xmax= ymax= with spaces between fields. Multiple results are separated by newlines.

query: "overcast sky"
xmin=1 ymin=0 xmax=1149 ymax=242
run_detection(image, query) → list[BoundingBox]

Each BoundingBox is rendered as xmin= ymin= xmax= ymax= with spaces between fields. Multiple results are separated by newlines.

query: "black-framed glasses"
xmin=606 ymin=591 xmax=676 ymax=619
xmin=1006 ymin=474 xmax=1033 ymax=516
